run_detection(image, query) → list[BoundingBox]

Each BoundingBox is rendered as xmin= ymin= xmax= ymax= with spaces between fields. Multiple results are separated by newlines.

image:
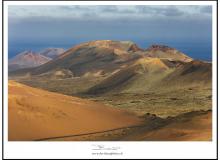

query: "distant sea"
xmin=8 ymin=39 xmax=212 ymax=61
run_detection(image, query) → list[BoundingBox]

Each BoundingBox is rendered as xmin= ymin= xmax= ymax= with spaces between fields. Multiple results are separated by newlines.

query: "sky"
xmin=8 ymin=5 xmax=212 ymax=60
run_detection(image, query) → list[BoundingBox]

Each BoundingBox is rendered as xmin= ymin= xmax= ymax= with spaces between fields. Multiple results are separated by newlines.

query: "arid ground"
xmin=8 ymin=40 xmax=212 ymax=141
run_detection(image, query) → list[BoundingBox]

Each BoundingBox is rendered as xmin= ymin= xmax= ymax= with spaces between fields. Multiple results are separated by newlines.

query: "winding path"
xmin=34 ymin=124 xmax=145 ymax=141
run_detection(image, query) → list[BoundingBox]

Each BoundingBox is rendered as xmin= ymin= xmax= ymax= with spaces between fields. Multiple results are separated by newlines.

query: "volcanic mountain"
xmin=8 ymin=40 xmax=212 ymax=141
xmin=8 ymin=51 xmax=51 ymax=71
xmin=162 ymin=60 xmax=212 ymax=85
xmin=33 ymin=40 xmax=144 ymax=76
xmin=86 ymin=58 xmax=211 ymax=95
xmin=86 ymin=57 xmax=172 ymax=94
xmin=39 ymin=48 xmax=65 ymax=59
xmin=143 ymin=44 xmax=192 ymax=62
xmin=9 ymin=40 xmax=192 ymax=77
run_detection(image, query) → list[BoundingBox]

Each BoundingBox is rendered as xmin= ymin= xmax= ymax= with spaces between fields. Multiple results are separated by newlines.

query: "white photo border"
xmin=2 ymin=1 xmax=218 ymax=159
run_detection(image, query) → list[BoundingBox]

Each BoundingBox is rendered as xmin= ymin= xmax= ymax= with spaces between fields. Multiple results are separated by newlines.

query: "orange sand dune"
xmin=8 ymin=81 xmax=142 ymax=141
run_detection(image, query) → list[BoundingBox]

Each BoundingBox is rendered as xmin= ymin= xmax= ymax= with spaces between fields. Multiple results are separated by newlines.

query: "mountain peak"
xmin=59 ymin=40 xmax=143 ymax=59
xmin=87 ymin=40 xmax=133 ymax=45
xmin=145 ymin=44 xmax=193 ymax=62
xmin=146 ymin=44 xmax=174 ymax=51
xmin=85 ymin=40 xmax=142 ymax=52
xmin=19 ymin=50 xmax=35 ymax=55
xmin=9 ymin=50 xmax=51 ymax=71
xmin=39 ymin=48 xmax=65 ymax=59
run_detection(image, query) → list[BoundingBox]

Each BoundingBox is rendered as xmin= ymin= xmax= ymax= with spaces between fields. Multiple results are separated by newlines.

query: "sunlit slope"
xmin=86 ymin=59 xmax=211 ymax=94
xmin=12 ymin=40 xmax=142 ymax=77
xmin=9 ymin=41 xmax=193 ymax=79
xmin=8 ymin=81 xmax=142 ymax=141
xmin=86 ymin=57 xmax=175 ymax=94
xmin=144 ymin=44 xmax=192 ymax=62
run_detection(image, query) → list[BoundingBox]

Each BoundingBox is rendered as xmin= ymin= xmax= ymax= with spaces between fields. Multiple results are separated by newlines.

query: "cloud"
xmin=8 ymin=5 xmax=212 ymax=20
xmin=135 ymin=6 xmax=184 ymax=16
xmin=162 ymin=6 xmax=184 ymax=16
xmin=200 ymin=6 xmax=212 ymax=14
xmin=100 ymin=6 xmax=119 ymax=12
xmin=8 ymin=13 xmax=211 ymax=42
xmin=8 ymin=5 xmax=212 ymax=50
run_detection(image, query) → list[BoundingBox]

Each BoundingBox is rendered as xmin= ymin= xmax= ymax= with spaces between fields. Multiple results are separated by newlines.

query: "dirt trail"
xmin=8 ymin=81 xmax=212 ymax=141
